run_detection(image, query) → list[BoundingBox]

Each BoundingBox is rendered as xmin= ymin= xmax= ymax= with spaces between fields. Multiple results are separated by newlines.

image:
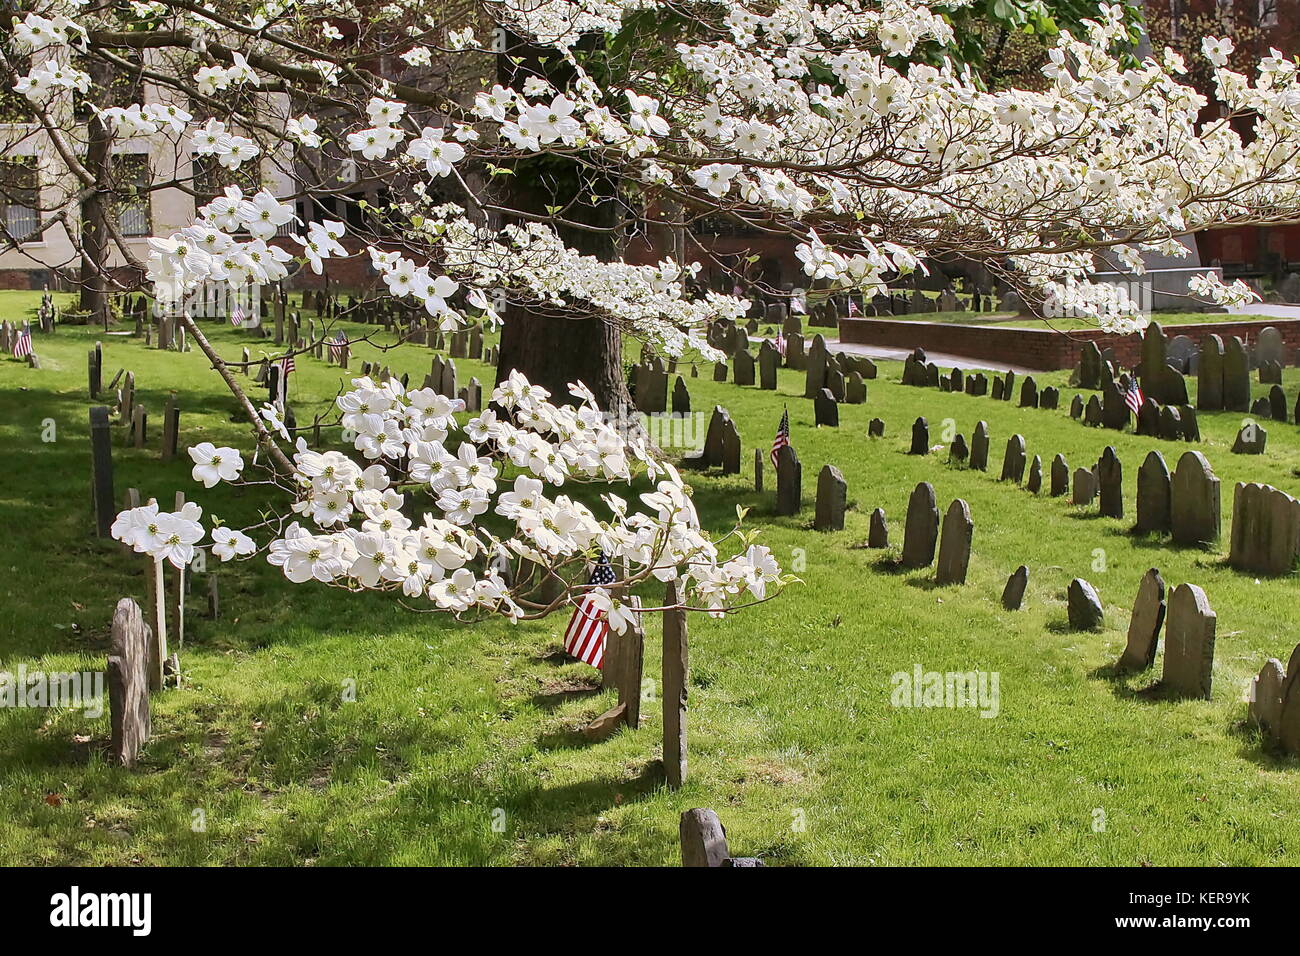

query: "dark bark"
xmin=80 ymin=62 xmax=114 ymax=329
xmin=492 ymin=33 xmax=630 ymax=410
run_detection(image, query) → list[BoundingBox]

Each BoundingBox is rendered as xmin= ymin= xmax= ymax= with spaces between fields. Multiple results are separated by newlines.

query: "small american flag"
xmin=230 ymin=306 xmax=245 ymax=326
xmin=563 ymin=553 xmax=617 ymax=669
xmin=1124 ymin=376 xmax=1144 ymax=417
xmin=775 ymin=331 xmax=786 ymax=358
xmin=847 ymin=299 xmax=860 ymax=317
xmin=12 ymin=327 xmax=32 ymax=359
xmin=279 ymin=353 xmax=296 ymax=377
xmin=770 ymin=405 xmax=790 ymax=469
xmin=328 ymin=331 xmax=347 ymax=363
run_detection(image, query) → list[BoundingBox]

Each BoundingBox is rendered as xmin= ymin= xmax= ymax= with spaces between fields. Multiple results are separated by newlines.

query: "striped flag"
xmin=847 ymin=299 xmax=861 ymax=317
xmin=770 ymin=405 xmax=790 ymax=469
xmin=1124 ymin=376 xmax=1144 ymax=417
xmin=12 ymin=327 xmax=32 ymax=359
xmin=279 ymin=354 xmax=296 ymax=377
xmin=562 ymin=553 xmax=617 ymax=669
xmin=775 ymin=331 xmax=786 ymax=358
xmin=328 ymin=331 xmax=347 ymax=363
xmin=230 ymin=306 xmax=245 ymax=326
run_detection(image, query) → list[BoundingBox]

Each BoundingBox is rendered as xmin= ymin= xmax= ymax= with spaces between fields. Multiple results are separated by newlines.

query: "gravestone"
xmin=1085 ymin=395 xmax=1103 ymax=426
xmin=1171 ymin=451 xmax=1220 ymax=545
xmin=909 ymin=417 xmax=929 ymax=455
xmin=1079 ymin=342 xmax=1102 ymax=389
xmin=733 ymin=349 xmax=756 ymax=387
xmin=1097 ymin=446 xmax=1123 ymax=519
xmin=868 ymin=418 xmax=885 ymax=438
xmin=825 ymin=366 xmax=846 ymax=402
xmin=900 ymin=482 xmax=940 ymax=569
xmin=720 ymin=419 xmax=741 ymax=475
xmin=1161 ymin=583 xmax=1216 ymax=699
xmin=1231 ymin=421 xmax=1267 ymax=455
xmin=1249 ymin=658 xmax=1287 ymax=736
xmin=1026 ymin=455 xmax=1042 ymax=495
xmin=1050 ymin=454 xmax=1069 ymax=497
xmin=161 ymin=394 xmax=180 ymax=462
xmin=1001 ymin=566 xmax=1029 ymax=611
xmin=814 ymin=465 xmax=847 ymax=531
xmin=758 ymin=342 xmax=778 ymax=390
xmin=1223 ymin=336 xmax=1251 ymax=411
xmin=1257 ymin=326 xmax=1286 ymax=367
xmin=108 ymin=597 xmax=152 ymax=767
xmin=663 ymin=582 xmax=689 ymax=789
xmin=1229 ymin=483 xmax=1300 ymax=576
xmin=1260 ymin=360 xmax=1283 ymax=385
xmin=999 ymin=435 xmax=1026 ymax=484
xmin=1135 ymin=450 xmax=1172 ymax=534
xmin=672 ymin=376 xmax=691 ymax=414
xmin=967 ymin=373 xmax=988 ymax=397
xmin=1135 ymin=398 xmax=1159 ymax=437
xmin=992 ymin=379 xmax=1004 ymax=401
xmin=1072 ymin=467 xmax=1097 ymax=506
xmin=949 ymin=434 xmax=969 ymax=464
xmin=89 ymin=406 xmax=116 ymax=538
xmin=970 ymin=422 xmax=989 ymax=471
xmin=1167 ymin=335 xmax=1196 ymax=373
xmin=753 ymin=449 xmax=763 ymax=492
xmin=1118 ymin=569 xmax=1166 ymax=671
xmin=680 ymin=809 xmax=730 ymax=867
xmin=713 ymin=361 xmax=728 ymax=382
xmin=935 ymin=499 xmax=973 ymax=586
xmin=804 ymin=335 xmax=828 ymax=398
xmin=1178 ymin=404 xmax=1200 ymax=441
xmin=1070 ymin=394 xmax=1084 ymax=419
xmin=1040 ymin=386 xmax=1059 ymax=410
xmin=845 ymin=371 xmax=866 ymax=404
xmin=1067 ymin=578 xmax=1104 ymax=631
xmin=1198 ymin=334 xmax=1225 ymax=410
xmin=1270 ymin=385 xmax=1288 ymax=422
xmin=868 ymin=508 xmax=889 ymax=548
xmin=1019 ymin=377 xmax=1038 ymax=409
xmin=775 ymin=445 xmax=801 ymax=516
xmin=814 ymin=389 xmax=839 ymax=427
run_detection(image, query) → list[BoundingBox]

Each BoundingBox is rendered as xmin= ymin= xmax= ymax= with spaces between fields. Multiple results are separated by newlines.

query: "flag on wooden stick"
xmin=563 ymin=553 xmax=617 ymax=669
xmin=1124 ymin=376 xmax=1144 ymax=417
xmin=11 ymin=327 xmax=32 ymax=359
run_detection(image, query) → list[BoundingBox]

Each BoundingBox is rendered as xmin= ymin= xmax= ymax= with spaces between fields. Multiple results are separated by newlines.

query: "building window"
xmin=115 ymin=154 xmax=151 ymax=237
xmin=0 ymin=157 xmax=40 ymax=242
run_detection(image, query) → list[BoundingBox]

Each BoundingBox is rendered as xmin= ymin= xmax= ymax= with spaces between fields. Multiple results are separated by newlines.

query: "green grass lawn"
xmin=2 ymin=298 xmax=1300 ymax=866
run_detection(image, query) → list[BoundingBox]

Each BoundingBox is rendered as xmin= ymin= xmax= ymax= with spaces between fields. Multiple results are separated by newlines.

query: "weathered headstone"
xmin=1231 ymin=421 xmax=1267 ymax=455
xmin=1223 ymin=336 xmax=1251 ymax=411
xmin=1050 ymin=454 xmax=1069 ymax=497
xmin=758 ymin=342 xmax=778 ymax=390
xmin=935 ymin=499 xmax=973 ymax=586
xmin=1250 ymin=658 xmax=1287 ymax=737
xmin=868 ymin=418 xmax=885 ymax=438
xmin=89 ymin=406 xmax=116 ymax=538
xmin=999 ymin=435 xmax=1026 ymax=484
xmin=814 ymin=465 xmax=847 ymax=531
xmin=949 ymin=433 xmax=969 ymax=465
xmin=1072 ymin=467 xmax=1097 ymax=506
xmin=1026 ymin=455 xmax=1042 ymax=494
xmin=108 ymin=597 xmax=152 ymax=767
xmin=1229 ymin=482 xmax=1300 ymax=575
xmin=672 ymin=376 xmax=690 ymax=414
xmin=1170 ymin=451 xmax=1220 ymax=545
xmin=909 ymin=417 xmax=929 ymax=455
xmin=680 ymin=809 xmax=729 ymax=867
xmin=720 ymin=419 xmax=741 ymax=475
xmin=900 ymin=482 xmax=940 ymax=569
xmin=1097 ymin=446 xmax=1123 ymax=519
xmin=775 ymin=444 xmax=801 ymax=516
xmin=1118 ymin=569 xmax=1166 ymax=671
xmin=1067 ymin=578 xmax=1104 ymax=631
xmin=1001 ymin=566 xmax=1029 ymax=611
xmin=868 ymin=508 xmax=889 ymax=548
xmin=663 ymin=581 xmax=688 ymax=788
xmin=970 ymin=421 xmax=989 ymax=471
xmin=1135 ymin=450 xmax=1172 ymax=534
xmin=1198 ymin=334 xmax=1225 ymax=410
xmin=1161 ymin=583 xmax=1216 ymax=699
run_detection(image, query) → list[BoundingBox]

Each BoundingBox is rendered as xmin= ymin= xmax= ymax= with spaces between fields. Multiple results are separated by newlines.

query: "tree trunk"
xmin=80 ymin=64 xmax=114 ymax=329
xmin=492 ymin=32 xmax=629 ymax=410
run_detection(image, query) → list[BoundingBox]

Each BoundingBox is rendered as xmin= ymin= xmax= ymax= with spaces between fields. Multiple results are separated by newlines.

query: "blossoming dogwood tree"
xmin=8 ymin=0 xmax=1300 ymax=621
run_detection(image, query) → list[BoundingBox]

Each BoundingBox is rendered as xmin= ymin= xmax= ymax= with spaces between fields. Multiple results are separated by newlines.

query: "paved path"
xmin=1227 ymin=303 xmax=1300 ymax=319
xmin=763 ymin=336 xmax=1040 ymax=375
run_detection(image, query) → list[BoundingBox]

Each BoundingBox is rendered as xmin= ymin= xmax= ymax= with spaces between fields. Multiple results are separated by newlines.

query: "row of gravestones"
xmin=1249 ymin=642 xmax=1300 ymax=755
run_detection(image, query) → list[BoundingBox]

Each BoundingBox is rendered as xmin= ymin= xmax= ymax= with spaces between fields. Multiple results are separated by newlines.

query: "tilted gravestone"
xmin=1072 ymin=467 xmax=1097 ymax=506
xmin=1229 ymin=483 xmax=1300 ymax=576
xmin=814 ymin=465 xmax=848 ymax=532
xmin=108 ymin=597 xmax=152 ymax=767
xmin=1001 ymin=566 xmax=1029 ymax=611
xmin=1118 ymin=569 xmax=1166 ymax=671
xmin=1026 ymin=455 xmax=1042 ymax=494
xmin=826 ymin=366 xmax=846 ymax=402
xmin=775 ymin=445 xmax=802 ymax=516
xmin=1170 ymin=451 xmax=1220 ymax=545
xmin=814 ymin=388 xmax=839 ymax=427
xmin=909 ymin=417 xmax=929 ymax=455
xmin=900 ymin=482 xmax=940 ymax=569
xmin=935 ymin=499 xmax=974 ymax=586
xmin=1135 ymin=450 xmax=1172 ymax=534
xmin=1223 ymin=336 xmax=1251 ymax=411
xmin=1231 ymin=421 xmax=1267 ymax=455
xmin=970 ymin=421 xmax=989 ymax=471
xmin=692 ymin=405 xmax=732 ymax=469
xmin=1067 ymin=578 xmax=1104 ymax=630
xmin=1097 ymin=446 xmax=1123 ymax=519
xmin=1161 ymin=583 xmax=1216 ymax=699
xmin=1198 ymin=334 xmax=1225 ymax=410
xmin=868 ymin=508 xmax=889 ymax=548
xmin=1079 ymin=342 xmax=1102 ymax=389
xmin=720 ymin=419 xmax=741 ymax=475
xmin=1050 ymin=454 xmax=1069 ymax=497
xmin=1000 ymin=435 xmax=1026 ymax=484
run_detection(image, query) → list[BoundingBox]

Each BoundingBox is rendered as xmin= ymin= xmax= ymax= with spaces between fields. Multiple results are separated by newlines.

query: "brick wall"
xmin=837 ymin=317 xmax=1300 ymax=371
